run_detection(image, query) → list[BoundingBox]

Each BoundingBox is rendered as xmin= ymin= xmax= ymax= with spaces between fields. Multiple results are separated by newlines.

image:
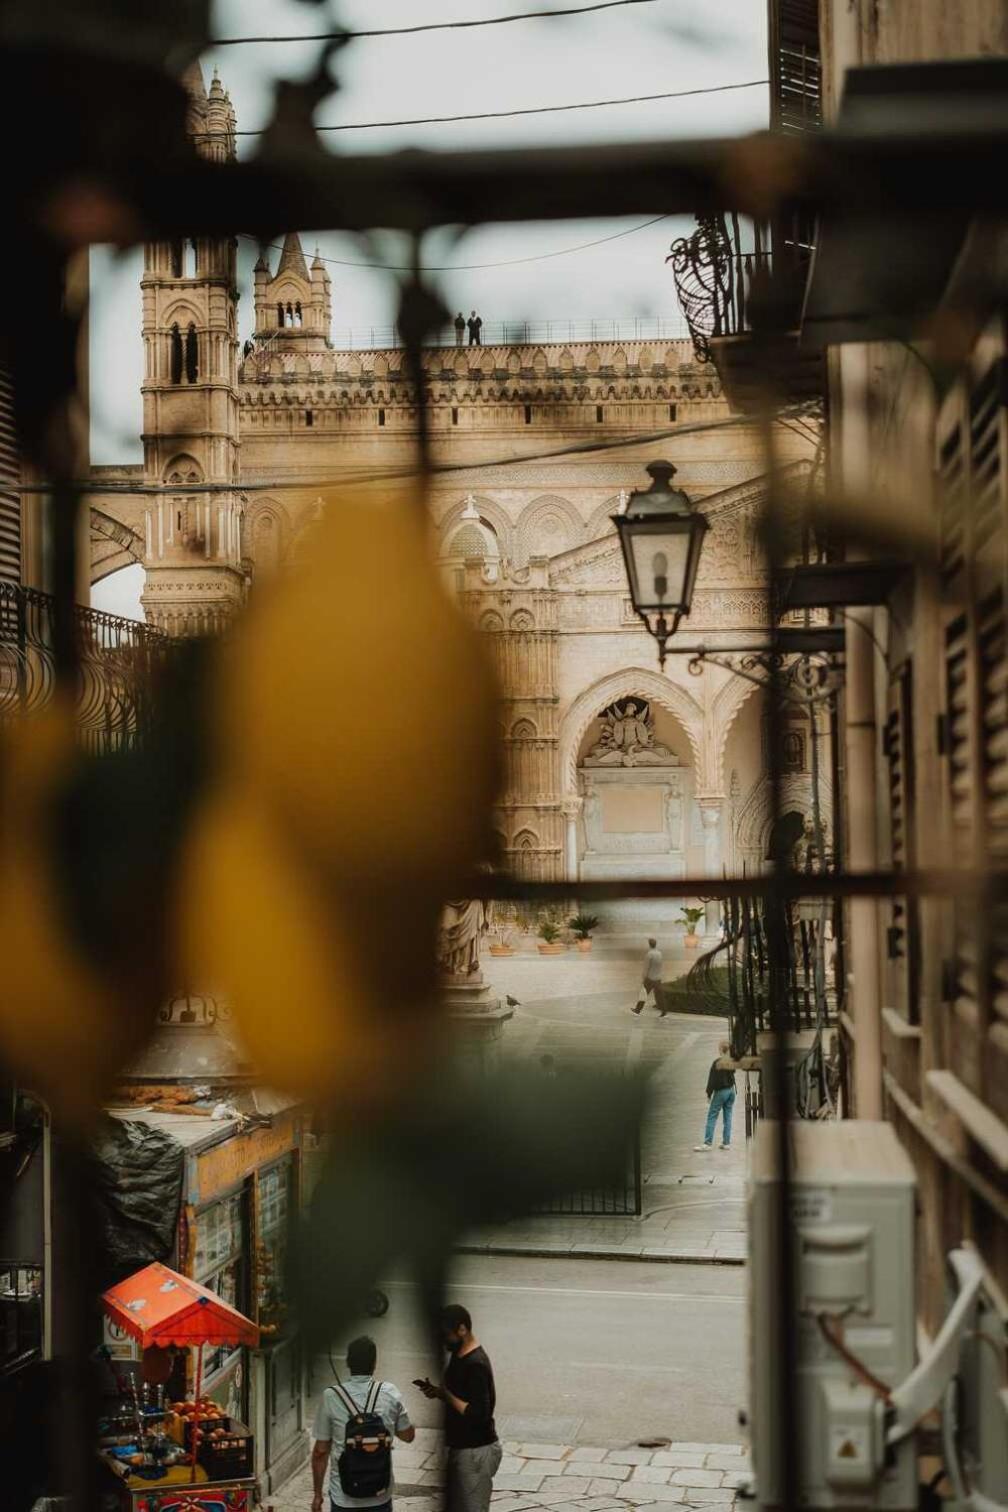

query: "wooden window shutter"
xmin=883 ymin=662 xmax=919 ymax=1021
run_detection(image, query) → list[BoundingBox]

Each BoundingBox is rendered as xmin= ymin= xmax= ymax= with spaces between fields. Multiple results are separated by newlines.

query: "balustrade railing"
xmin=249 ymin=314 xmax=690 ymax=355
xmin=0 ymin=583 xmax=170 ymax=754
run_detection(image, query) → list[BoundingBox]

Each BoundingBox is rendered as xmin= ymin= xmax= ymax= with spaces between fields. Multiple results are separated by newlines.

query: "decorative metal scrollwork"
xmin=687 ymin=648 xmax=841 ymax=706
xmin=0 ymin=582 xmax=171 ymax=754
xmin=666 ymin=214 xmax=735 ymax=364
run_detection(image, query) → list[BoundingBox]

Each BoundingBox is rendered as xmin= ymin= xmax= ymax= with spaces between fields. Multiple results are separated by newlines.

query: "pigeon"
xmin=506 ymin=994 xmax=521 ymax=1008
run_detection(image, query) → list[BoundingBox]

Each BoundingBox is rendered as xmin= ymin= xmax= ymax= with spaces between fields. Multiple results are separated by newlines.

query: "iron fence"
xmin=0 ymin=583 xmax=170 ymax=755
xmin=535 ymin=1130 xmax=643 ymax=1217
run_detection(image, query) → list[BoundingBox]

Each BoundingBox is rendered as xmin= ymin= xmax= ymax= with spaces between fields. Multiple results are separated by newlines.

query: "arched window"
xmin=294 ymin=302 xmax=303 ymax=328
xmin=185 ymin=323 xmax=198 ymax=383
xmin=285 ymin=302 xmax=293 ymax=328
xmin=277 ymin=302 xmax=284 ymax=328
xmin=183 ymin=239 xmax=196 ymax=278
xmin=169 ymin=323 xmax=183 ymax=384
xmin=170 ymin=240 xmax=184 ymax=278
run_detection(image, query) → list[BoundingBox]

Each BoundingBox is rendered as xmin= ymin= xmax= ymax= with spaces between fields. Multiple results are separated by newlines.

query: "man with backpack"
xmin=311 ymin=1336 xmax=415 ymax=1512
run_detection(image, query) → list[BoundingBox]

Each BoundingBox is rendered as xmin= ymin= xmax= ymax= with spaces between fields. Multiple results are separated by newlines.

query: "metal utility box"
xmin=748 ymin=1121 xmax=917 ymax=1510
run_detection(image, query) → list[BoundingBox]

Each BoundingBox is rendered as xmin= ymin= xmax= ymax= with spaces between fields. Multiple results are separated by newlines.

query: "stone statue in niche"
xmin=583 ymin=699 xmax=678 ymax=767
xmin=437 ymin=899 xmax=487 ymax=978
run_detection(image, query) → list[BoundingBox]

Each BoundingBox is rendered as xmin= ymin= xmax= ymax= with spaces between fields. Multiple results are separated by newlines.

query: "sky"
xmin=91 ymin=0 xmax=768 ymax=616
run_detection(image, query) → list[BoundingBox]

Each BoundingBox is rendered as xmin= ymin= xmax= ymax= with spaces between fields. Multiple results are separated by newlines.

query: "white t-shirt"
xmin=313 ymin=1376 xmax=412 ymax=1508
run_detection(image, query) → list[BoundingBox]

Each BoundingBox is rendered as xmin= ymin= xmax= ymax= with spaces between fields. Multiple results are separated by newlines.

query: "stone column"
xmin=561 ymin=796 xmax=583 ymax=883
xmin=697 ymin=797 xmax=725 ymax=935
xmin=441 ymin=970 xmax=514 ymax=1075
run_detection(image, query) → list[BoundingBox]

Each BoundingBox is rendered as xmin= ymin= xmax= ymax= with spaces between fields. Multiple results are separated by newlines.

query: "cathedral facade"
xmin=88 ymin=66 xmax=823 ymax=896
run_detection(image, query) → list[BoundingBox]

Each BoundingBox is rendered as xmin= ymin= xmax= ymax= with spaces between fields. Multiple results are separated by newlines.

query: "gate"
xmin=534 ymin=1130 xmax=642 ymax=1216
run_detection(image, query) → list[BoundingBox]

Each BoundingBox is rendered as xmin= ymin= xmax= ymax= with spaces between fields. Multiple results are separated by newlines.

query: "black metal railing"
xmin=0 ymin=584 xmax=170 ymax=755
xmin=535 ymin=1131 xmax=643 ymax=1216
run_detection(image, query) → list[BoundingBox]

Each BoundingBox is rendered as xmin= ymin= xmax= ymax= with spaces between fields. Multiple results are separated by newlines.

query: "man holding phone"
xmin=415 ymin=1304 xmax=501 ymax=1512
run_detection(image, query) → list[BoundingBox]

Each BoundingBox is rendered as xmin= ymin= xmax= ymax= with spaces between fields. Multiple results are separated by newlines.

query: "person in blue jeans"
xmin=695 ymin=1040 xmax=737 ymax=1150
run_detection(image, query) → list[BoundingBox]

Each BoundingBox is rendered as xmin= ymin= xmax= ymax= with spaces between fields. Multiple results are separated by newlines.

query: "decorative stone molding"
xmin=558 ymin=668 xmax=705 ymax=794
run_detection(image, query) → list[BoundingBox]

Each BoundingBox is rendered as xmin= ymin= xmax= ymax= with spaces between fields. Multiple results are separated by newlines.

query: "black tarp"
xmin=90 ymin=1116 xmax=184 ymax=1287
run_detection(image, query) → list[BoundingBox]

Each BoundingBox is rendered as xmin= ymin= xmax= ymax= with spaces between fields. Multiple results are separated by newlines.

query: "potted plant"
xmin=680 ymin=905 xmax=705 ymax=948
xmin=488 ymin=923 xmax=515 ymax=957
xmin=537 ymin=916 xmax=566 ymax=955
xmin=569 ymin=912 xmax=599 ymax=953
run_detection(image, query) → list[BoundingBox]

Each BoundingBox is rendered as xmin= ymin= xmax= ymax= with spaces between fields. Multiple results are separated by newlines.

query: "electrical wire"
xmin=229 ymin=80 xmax=768 ymax=136
xmin=39 ymin=410 xmax=818 ymax=496
xmin=214 ymin=0 xmax=659 ymax=45
xmin=241 ymin=216 xmax=673 ymax=273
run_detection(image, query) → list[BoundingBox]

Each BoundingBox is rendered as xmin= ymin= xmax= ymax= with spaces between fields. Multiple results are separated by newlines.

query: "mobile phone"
xmin=412 ymin=1378 xmax=428 ymax=1388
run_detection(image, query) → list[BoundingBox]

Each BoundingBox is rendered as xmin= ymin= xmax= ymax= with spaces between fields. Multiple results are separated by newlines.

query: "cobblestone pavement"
xmin=465 ymin=951 xmax=749 ymax=1265
xmin=265 ymin=1431 xmax=750 ymax=1512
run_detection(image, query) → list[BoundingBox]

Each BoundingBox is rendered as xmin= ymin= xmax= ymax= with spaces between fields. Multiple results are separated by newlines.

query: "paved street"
xmin=471 ymin=951 xmax=749 ymax=1263
xmin=270 ymin=1254 xmax=748 ymax=1512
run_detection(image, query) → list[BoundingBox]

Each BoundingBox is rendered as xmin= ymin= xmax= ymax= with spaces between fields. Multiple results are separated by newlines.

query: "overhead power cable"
xmin=241 ymin=216 xmax=672 ymax=273
xmin=230 ymin=79 xmax=768 ymax=136
xmin=214 ymin=0 xmax=658 ymax=45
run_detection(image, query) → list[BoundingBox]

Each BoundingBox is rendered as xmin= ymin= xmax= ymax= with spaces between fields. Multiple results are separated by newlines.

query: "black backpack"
xmin=332 ymin=1381 xmax=393 ymax=1500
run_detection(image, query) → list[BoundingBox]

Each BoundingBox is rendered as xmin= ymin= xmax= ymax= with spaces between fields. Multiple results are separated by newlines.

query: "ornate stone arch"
xmin=734 ymin=774 xmax=833 ymax=866
xmin=584 ymin=495 xmax=623 ymax=544
xmin=163 ymin=453 xmax=202 ymax=484
xmin=514 ymin=494 xmax=582 ymax=565
xmin=558 ymin=667 xmax=705 ymax=795
xmin=89 ymin=508 xmax=144 ymax=583
xmin=245 ymin=496 xmax=290 ymax=574
xmin=437 ymin=496 xmax=512 ymax=558
xmin=513 ymin=827 xmax=539 ymax=850
xmin=161 ymin=299 xmax=203 ymax=332
xmin=711 ymin=674 xmax=765 ymax=795
xmin=511 ymin=717 xmax=537 ymax=738
xmin=479 ymin=610 xmax=504 ymax=632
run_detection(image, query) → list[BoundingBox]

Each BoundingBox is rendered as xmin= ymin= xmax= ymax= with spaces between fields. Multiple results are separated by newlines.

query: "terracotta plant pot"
xmin=684 ymin=933 xmax=700 ymax=948
xmin=576 ymin=938 xmax=593 ymax=953
xmin=488 ymin=944 xmax=514 ymax=957
xmin=537 ymin=942 xmax=566 ymax=955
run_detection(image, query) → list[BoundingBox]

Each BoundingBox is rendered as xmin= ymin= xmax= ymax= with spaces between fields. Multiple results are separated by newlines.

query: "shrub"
xmin=568 ymin=911 xmax=599 ymax=940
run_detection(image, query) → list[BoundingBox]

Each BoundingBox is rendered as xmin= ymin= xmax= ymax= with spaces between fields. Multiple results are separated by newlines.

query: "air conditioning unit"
xmin=748 ymin=1120 xmax=918 ymax=1510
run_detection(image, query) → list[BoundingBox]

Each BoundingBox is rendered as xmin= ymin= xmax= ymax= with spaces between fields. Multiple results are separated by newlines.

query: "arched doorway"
xmin=574 ymin=694 xmax=699 ymax=926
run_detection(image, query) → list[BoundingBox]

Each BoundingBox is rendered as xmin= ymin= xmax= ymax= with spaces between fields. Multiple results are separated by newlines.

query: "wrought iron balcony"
xmin=0 ymin=583 xmax=171 ymax=754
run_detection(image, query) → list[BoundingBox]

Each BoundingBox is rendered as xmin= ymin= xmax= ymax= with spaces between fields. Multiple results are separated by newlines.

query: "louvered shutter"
xmin=883 ymin=662 xmax=919 ymax=1021
xmin=937 ymin=324 xmax=1008 ymax=1118
xmin=0 ymin=364 xmax=20 ymax=586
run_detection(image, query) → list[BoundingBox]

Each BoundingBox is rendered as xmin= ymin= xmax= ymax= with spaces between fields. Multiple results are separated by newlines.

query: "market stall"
xmin=99 ymin=1262 xmax=260 ymax=1512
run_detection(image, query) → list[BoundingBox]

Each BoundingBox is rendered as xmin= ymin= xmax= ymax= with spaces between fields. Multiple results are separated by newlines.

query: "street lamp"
xmin=614 ymin=461 xmax=708 ymax=668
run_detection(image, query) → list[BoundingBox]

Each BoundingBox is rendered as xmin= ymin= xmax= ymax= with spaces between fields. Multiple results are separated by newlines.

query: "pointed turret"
xmin=277 ymin=232 xmax=309 ymax=280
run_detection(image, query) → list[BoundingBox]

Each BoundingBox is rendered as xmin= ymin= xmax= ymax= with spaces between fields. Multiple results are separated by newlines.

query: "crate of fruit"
xmin=198 ymin=1422 xmax=253 ymax=1480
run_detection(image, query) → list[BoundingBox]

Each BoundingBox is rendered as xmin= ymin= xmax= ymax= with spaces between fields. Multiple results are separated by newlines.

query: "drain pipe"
xmin=839 ymin=345 xmax=884 ymax=1118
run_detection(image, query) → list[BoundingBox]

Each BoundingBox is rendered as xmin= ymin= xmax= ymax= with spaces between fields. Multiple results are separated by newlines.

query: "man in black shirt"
xmin=416 ymin=1304 xmax=501 ymax=1512
xmin=694 ymin=1039 xmax=737 ymax=1150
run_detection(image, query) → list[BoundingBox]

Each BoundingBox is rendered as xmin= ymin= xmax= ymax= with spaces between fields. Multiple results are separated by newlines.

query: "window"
xmin=277 ymin=302 xmax=284 ymax=328
xmin=305 ymin=409 xmax=313 ymax=426
xmin=256 ymin=1159 xmax=293 ymax=1328
xmin=183 ymin=239 xmax=196 ymax=278
xmin=170 ymin=240 xmax=184 ymax=278
xmin=294 ymin=302 xmax=302 ymax=328
xmin=194 ymin=1191 xmax=248 ymax=1379
xmin=378 ymin=408 xmax=385 ymax=426
xmin=669 ymin=402 xmax=677 ymax=422
xmin=169 ymin=324 xmax=183 ymax=384
xmin=452 ymin=406 xmax=459 ymax=426
xmin=596 ymin=405 xmax=604 ymax=423
xmin=524 ymin=404 xmax=532 ymax=425
xmin=185 ymin=323 xmax=198 ymax=383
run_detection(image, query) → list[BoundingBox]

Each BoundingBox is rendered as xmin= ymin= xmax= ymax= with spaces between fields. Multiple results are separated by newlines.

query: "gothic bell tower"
xmin=139 ymin=65 xmax=245 ymax=636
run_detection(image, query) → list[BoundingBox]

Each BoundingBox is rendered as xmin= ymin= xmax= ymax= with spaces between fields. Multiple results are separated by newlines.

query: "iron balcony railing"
xmin=0 ymin=583 xmax=170 ymax=755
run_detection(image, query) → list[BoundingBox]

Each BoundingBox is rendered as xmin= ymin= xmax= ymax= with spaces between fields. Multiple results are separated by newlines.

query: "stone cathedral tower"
xmin=138 ymin=66 xmax=245 ymax=635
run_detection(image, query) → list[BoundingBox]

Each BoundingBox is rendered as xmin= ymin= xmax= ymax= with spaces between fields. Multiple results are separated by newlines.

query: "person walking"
xmin=695 ymin=1040 xmax=737 ymax=1150
xmin=467 ymin=310 xmax=483 ymax=347
xmin=633 ymin=937 xmax=663 ymax=1014
xmin=311 ymin=1335 xmax=415 ymax=1512
xmin=454 ymin=312 xmax=466 ymax=346
xmin=417 ymin=1304 xmax=501 ymax=1512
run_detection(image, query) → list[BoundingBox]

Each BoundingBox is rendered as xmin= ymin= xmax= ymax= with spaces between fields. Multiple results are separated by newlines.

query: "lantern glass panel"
xmin=623 ymin=520 xmax=693 ymax=613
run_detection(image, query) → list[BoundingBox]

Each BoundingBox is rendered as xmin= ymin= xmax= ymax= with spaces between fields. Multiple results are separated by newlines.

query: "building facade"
xmin=88 ymin=65 xmax=822 ymax=899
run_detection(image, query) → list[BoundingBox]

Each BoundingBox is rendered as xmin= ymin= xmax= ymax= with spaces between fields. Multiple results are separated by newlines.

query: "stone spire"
xmin=277 ymin=232 xmax=309 ymax=280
